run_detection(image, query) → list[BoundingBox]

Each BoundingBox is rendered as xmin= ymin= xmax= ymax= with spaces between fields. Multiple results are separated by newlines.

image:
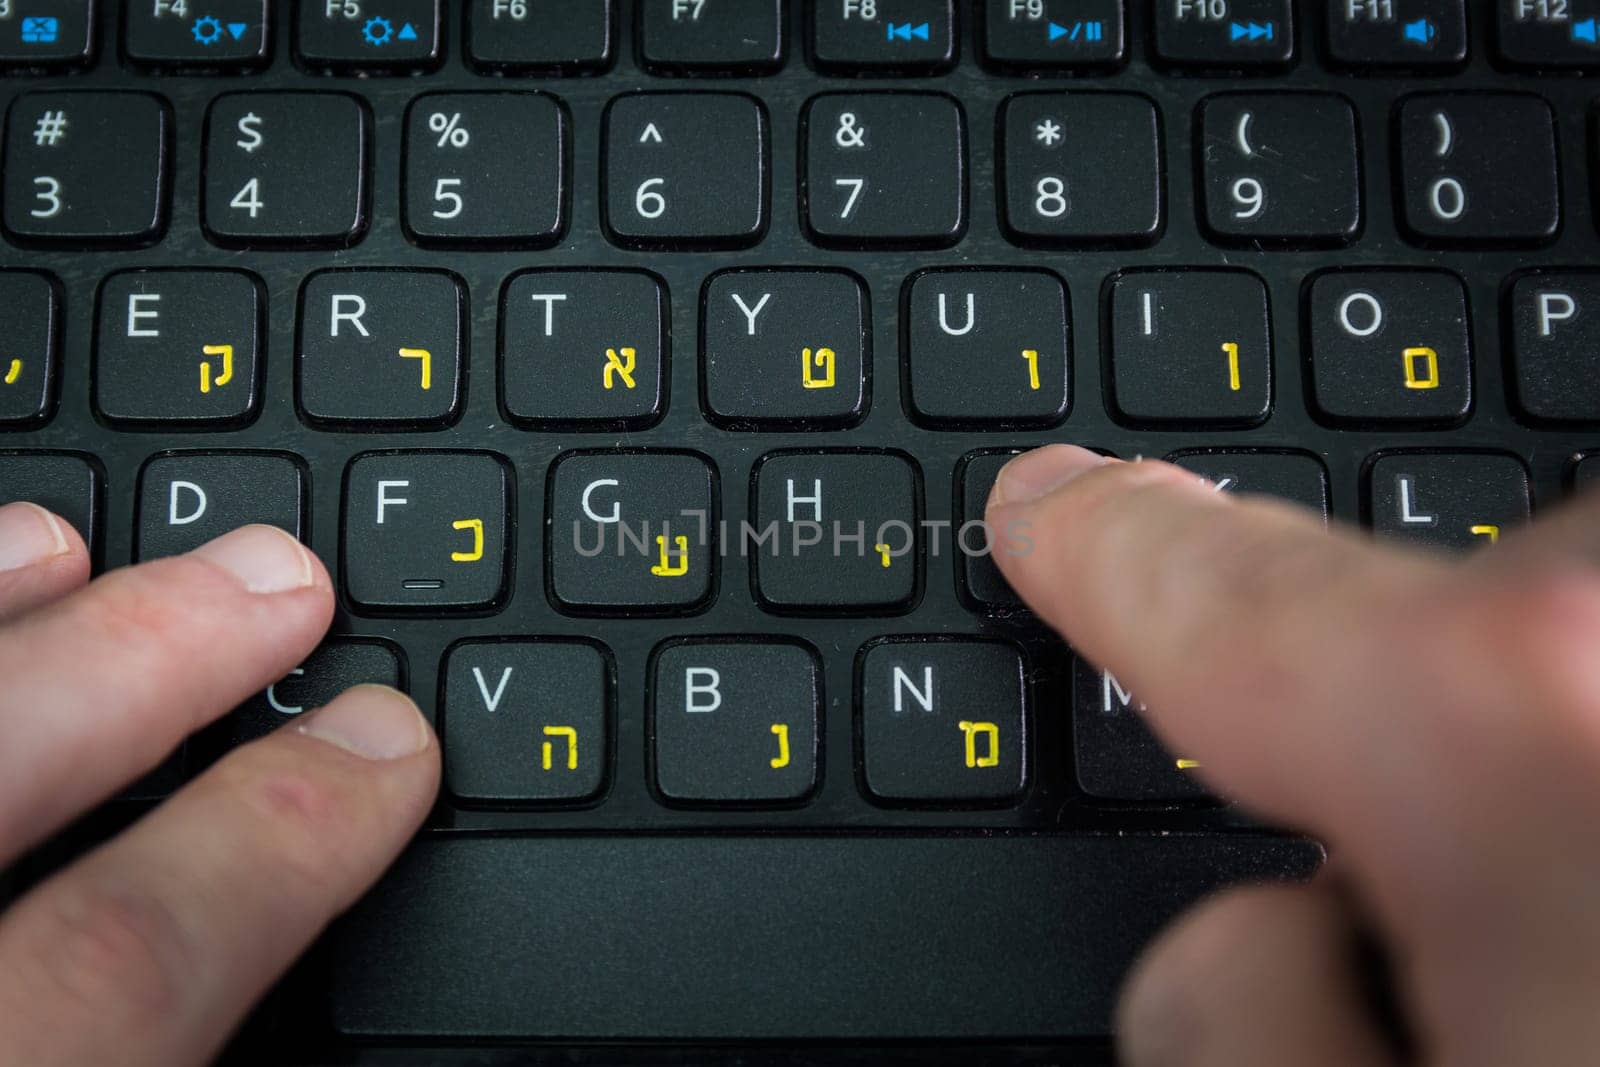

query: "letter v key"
xmin=473 ymin=666 xmax=514 ymax=712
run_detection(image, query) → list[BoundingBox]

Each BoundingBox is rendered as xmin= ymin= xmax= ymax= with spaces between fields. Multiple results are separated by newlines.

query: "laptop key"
xmin=1574 ymin=455 xmax=1600 ymax=493
xmin=1368 ymin=452 xmax=1532 ymax=550
xmin=298 ymin=269 xmax=464 ymax=429
xmin=1307 ymin=269 xmax=1471 ymax=427
xmin=547 ymin=451 xmax=717 ymax=614
xmin=135 ymin=453 xmax=303 ymax=562
xmin=3 ymin=92 xmax=168 ymax=246
xmin=501 ymin=270 xmax=666 ymax=430
xmin=701 ymin=269 xmax=869 ymax=429
xmin=1167 ymin=449 xmax=1331 ymax=520
xmin=603 ymin=93 xmax=768 ymax=249
xmin=125 ymin=0 xmax=267 ymax=67
xmin=1198 ymin=93 xmax=1361 ymax=246
xmin=803 ymin=92 xmax=966 ymax=249
xmin=1326 ymin=0 xmax=1466 ymax=69
xmin=1108 ymin=270 xmax=1272 ymax=428
xmin=442 ymin=640 xmax=610 ymax=804
xmin=1508 ymin=272 xmax=1600 ymax=423
xmin=297 ymin=0 xmax=440 ymax=70
xmin=342 ymin=452 xmax=511 ymax=613
xmin=1497 ymin=0 xmax=1600 ymax=67
xmin=652 ymin=639 xmax=821 ymax=804
xmin=752 ymin=450 xmax=920 ymax=612
xmin=956 ymin=449 xmax=1026 ymax=612
xmin=0 ymin=453 xmax=99 ymax=556
xmin=0 ymin=271 xmax=59 ymax=429
xmin=999 ymin=91 xmax=1161 ymax=248
xmin=466 ymin=0 xmax=613 ymax=72
xmin=811 ymin=0 xmax=955 ymax=73
xmin=233 ymin=639 xmax=405 ymax=747
xmin=983 ymin=0 xmax=1126 ymax=70
xmin=859 ymin=638 xmax=1027 ymax=803
xmin=640 ymin=0 xmax=784 ymax=73
xmin=1152 ymin=0 xmax=1293 ymax=69
xmin=1075 ymin=660 xmax=1206 ymax=802
xmin=1397 ymin=93 xmax=1560 ymax=245
xmin=204 ymin=92 xmax=369 ymax=248
xmin=403 ymin=92 xmax=566 ymax=247
xmin=905 ymin=269 xmax=1070 ymax=428
xmin=0 ymin=0 xmax=94 ymax=68
xmin=94 ymin=270 xmax=262 ymax=428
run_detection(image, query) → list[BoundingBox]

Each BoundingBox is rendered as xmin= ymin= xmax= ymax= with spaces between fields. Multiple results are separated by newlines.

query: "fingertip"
xmin=296 ymin=685 xmax=435 ymax=763
xmin=986 ymin=445 xmax=1112 ymax=511
xmin=0 ymin=501 xmax=83 ymax=574
xmin=189 ymin=524 xmax=327 ymax=597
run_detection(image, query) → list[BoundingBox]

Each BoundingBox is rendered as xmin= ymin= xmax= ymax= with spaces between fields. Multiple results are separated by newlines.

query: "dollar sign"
xmin=236 ymin=112 xmax=263 ymax=154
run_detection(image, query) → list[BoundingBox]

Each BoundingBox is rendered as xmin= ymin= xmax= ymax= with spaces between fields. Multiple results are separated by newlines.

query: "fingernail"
xmin=0 ymin=502 xmax=72 ymax=573
xmin=298 ymin=685 xmax=431 ymax=761
xmin=989 ymin=445 xmax=1111 ymax=509
xmin=191 ymin=524 xmax=316 ymax=595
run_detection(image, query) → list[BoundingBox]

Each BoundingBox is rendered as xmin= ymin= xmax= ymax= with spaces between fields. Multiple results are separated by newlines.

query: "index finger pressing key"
xmin=984 ymin=444 xmax=1455 ymax=836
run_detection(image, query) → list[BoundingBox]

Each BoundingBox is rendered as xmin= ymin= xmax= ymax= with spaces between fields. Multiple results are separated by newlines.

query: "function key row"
xmin=10 ymin=0 xmax=1600 ymax=74
xmin=7 ymin=264 xmax=1600 ymax=430
xmin=0 ymin=89 xmax=1569 ymax=249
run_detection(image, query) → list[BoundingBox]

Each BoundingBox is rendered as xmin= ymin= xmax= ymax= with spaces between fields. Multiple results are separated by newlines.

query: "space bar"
xmin=330 ymin=833 xmax=1319 ymax=1041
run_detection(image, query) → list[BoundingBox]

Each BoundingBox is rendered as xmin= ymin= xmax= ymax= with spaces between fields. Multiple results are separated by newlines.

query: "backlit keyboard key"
xmin=1152 ymin=0 xmax=1293 ymax=69
xmin=443 ymin=640 xmax=611 ymax=804
xmin=982 ymin=0 xmax=1125 ymax=70
xmin=547 ymin=451 xmax=717 ymax=614
xmin=125 ymin=0 xmax=267 ymax=67
xmin=1107 ymin=270 xmax=1272 ymax=427
xmin=1396 ymin=93 xmax=1560 ymax=245
xmin=1508 ymin=271 xmax=1600 ymax=423
xmin=811 ymin=0 xmax=955 ymax=73
xmin=94 ymin=269 xmax=263 ymax=427
xmin=1497 ymin=0 xmax=1600 ymax=67
xmin=1074 ymin=659 xmax=1205 ymax=802
xmin=639 ymin=0 xmax=784 ymax=73
xmin=652 ymin=639 xmax=820 ymax=804
xmin=0 ymin=452 xmax=99 ymax=558
xmin=0 ymin=271 xmax=59 ymax=429
xmin=701 ymin=269 xmax=869 ymax=429
xmin=297 ymin=0 xmax=440 ymax=70
xmin=603 ymin=93 xmax=768 ymax=249
xmin=1306 ymin=269 xmax=1471 ymax=426
xmin=342 ymin=451 xmax=512 ymax=612
xmin=751 ymin=450 xmax=920 ymax=612
xmin=2 ymin=92 xmax=168 ymax=245
xmin=1368 ymin=452 xmax=1532 ymax=550
xmin=859 ymin=638 xmax=1028 ymax=803
xmin=0 ymin=0 xmax=95 ymax=68
xmin=803 ymin=92 xmax=966 ymax=249
xmin=466 ymin=0 xmax=613 ymax=72
xmin=904 ymin=269 xmax=1070 ymax=428
xmin=1167 ymin=449 xmax=1331 ymax=519
xmin=204 ymin=92 xmax=369 ymax=248
xmin=135 ymin=452 xmax=303 ymax=561
xmin=1326 ymin=0 xmax=1466 ymax=69
xmin=297 ymin=269 xmax=464 ymax=429
xmin=501 ymin=270 xmax=667 ymax=429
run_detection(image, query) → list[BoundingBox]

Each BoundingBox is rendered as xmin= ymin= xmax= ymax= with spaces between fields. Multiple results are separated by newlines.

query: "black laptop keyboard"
xmin=3 ymin=0 xmax=1598 ymax=1055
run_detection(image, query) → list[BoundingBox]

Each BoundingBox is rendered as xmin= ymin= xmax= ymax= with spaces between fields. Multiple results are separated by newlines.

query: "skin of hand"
xmin=987 ymin=444 xmax=1600 ymax=1067
xmin=0 ymin=504 xmax=439 ymax=1067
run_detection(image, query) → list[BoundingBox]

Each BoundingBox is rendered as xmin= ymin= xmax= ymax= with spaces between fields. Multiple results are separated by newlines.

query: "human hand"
xmin=0 ymin=504 xmax=440 ymax=1066
xmin=988 ymin=444 xmax=1600 ymax=1067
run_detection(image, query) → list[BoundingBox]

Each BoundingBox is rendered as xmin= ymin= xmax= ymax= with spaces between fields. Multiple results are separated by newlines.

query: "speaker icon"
xmin=1402 ymin=18 xmax=1436 ymax=45
xmin=1572 ymin=17 xmax=1598 ymax=43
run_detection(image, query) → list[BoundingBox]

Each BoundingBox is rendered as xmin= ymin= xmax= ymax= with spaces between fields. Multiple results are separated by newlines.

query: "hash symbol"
xmin=32 ymin=110 xmax=68 ymax=148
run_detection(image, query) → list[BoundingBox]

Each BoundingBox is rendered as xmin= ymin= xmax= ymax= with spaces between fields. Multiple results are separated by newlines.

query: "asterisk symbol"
xmin=1034 ymin=119 xmax=1063 ymax=147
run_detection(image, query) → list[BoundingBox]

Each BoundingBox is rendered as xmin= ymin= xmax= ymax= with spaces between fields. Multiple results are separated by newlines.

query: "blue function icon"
xmin=361 ymin=13 xmax=419 ymax=44
xmin=190 ymin=15 xmax=250 ymax=44
xmin=1573 ymin=16 xmax=1599 ymax=42
xmin=886 ymin=21 xmax=930 ymax=41
xmin=1402 ymin=16 xmax=1437 ymax=44
xmin=20 ymin=15 xmax=59 ymax=43
xmin=1047 ymin=19 xmax=1104 ymax=41
xmin=1228 ymin=18 xmax=1276 ymax=41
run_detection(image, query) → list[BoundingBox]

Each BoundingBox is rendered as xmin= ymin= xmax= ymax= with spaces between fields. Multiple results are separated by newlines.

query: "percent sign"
xmin=428 ymin=111 xmax=470 ymax=149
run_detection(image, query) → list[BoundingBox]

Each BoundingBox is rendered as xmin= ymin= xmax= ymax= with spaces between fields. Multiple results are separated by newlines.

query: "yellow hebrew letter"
xmin=957 ymin=720 xmax=1000 ymax=768
xmin=1403 ymin=347 xmax=1439 ymax=390
xmin=651 ymin=534 xmax=689 ymax=577
xmin=802 ymin=346 xmax=836 ymax=389
xmin=4 ymin=359 xmax=22 ymax=386
xmin=200 ymin=344 xmax=233 ymax=394
xmin=770 ymin=723 xmax=790 ymax=769
xmin=604 ymin=347 xmax=637 ymax=390
xmin=399 ymin=347 xmax=432 ymax=390
xmin=1021 ymin=348 xmax=1041 ymax=391
xmin=451 ymin=518 xmax=484 ymax=562
xmin=541 ymin=725 xmax=578 ymax=771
